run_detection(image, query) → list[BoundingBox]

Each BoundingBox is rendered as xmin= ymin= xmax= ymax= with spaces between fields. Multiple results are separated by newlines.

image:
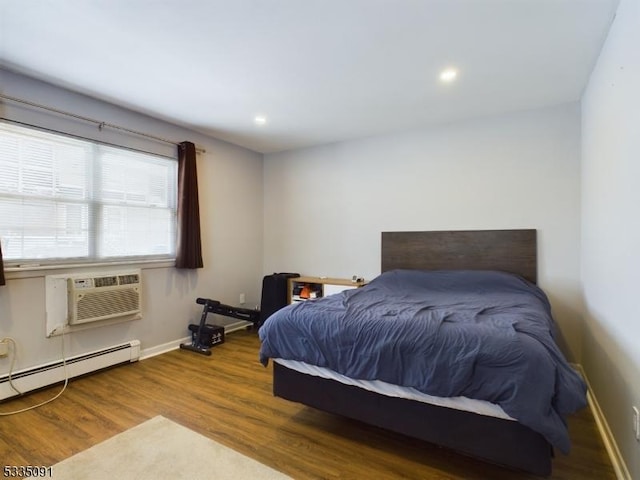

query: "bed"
xmin=258 ymin=229 xmax=587 ymax=476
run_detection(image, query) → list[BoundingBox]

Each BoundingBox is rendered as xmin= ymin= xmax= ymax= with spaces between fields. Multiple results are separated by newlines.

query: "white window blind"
xmin=0 ymin=122 xmax=177 ymax=265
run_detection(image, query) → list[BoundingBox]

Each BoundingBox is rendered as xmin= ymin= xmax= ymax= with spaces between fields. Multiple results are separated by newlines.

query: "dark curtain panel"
xmin=0 ymin=242 xmax=5 ymax=286
xmin=175 ymin=141 xmax=204 ymax=269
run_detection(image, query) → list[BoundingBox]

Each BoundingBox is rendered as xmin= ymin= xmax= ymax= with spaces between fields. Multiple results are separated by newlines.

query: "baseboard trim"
xmin=574 ymin=364 xmax=632 ymax=480
xmin=140 ymin=337 xmax=190 ymax=360
xmin=222 ymin=320 xmax=253 ymax=333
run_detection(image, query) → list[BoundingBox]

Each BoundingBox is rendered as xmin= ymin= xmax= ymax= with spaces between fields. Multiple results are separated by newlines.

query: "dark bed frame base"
xmin=273 ymin=362 xmax=553 ymax=476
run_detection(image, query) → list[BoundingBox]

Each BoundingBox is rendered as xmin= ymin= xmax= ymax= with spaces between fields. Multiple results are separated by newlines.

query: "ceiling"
xmin=0 ymin=0 xmax=619 ymax=154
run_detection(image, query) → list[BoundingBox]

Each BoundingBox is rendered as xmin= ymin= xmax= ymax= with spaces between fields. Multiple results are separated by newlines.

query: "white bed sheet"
xmin=274 ymin=358 xmax=515 ymax=421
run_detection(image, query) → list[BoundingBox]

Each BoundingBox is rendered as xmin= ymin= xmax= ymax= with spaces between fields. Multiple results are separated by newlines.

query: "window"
xmin=0 ymin=122 xmax=177 ymax=265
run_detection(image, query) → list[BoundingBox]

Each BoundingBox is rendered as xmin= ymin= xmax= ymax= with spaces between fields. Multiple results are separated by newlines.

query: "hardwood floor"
xmin=1 ymin=330 xmax=616 ymax=479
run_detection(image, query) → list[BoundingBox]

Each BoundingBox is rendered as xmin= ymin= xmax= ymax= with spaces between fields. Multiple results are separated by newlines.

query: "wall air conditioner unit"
xmin=67 ymin=271 xmax=142 ymax=325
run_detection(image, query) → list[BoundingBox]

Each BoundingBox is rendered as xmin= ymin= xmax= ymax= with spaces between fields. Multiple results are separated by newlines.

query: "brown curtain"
xmin=175 ymin=141 xmax=204 ymax=269
xmin=0 ymin=242 xmax=5 ymax=286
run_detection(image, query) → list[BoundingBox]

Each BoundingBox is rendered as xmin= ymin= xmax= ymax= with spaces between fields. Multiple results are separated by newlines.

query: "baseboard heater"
xmin=0 ymin=340 xmax=140 ymax=401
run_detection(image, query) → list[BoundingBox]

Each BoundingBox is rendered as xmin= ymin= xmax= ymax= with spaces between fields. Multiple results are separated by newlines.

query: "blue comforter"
xmin=259 ymin=269 xmax=586 ymax=453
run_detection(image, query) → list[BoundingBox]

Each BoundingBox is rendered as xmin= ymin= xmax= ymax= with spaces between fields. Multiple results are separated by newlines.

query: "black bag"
xmin=259 ymin=273 xmax=299 ymax=326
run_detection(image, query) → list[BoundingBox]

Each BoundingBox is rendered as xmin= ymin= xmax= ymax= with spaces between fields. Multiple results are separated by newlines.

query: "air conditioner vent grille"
xmin=76 ymin=288 xmax=140 ymax=322
xmin=94 ymin=276 xmax=118 ymax=288
xmin=119 ymin=274 xmax=140 ymax=285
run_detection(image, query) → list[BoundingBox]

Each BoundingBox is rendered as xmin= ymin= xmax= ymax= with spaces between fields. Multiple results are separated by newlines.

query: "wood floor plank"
xmin=0 ymin=330 xmax=617 ymax=479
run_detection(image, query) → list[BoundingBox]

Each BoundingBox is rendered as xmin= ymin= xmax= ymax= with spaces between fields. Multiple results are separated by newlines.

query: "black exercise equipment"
xmin=180 ymin=297 xmax=261 ymax=356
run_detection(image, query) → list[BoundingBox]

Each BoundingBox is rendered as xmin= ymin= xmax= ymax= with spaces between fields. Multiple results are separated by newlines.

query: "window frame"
xmin=0 ymin=121 xmax=178 ymax=268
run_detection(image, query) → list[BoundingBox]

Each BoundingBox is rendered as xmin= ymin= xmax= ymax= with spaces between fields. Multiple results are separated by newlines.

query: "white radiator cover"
xmin=0 ymin=340 xmax=140 ymax=401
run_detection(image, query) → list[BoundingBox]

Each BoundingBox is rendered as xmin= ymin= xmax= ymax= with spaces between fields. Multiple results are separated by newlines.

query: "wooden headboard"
xmin=381 ymin=229 xmax=537 ymax=284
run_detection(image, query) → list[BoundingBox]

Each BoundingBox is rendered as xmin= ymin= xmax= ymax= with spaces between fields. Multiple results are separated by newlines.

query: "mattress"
xmin=274 ymin=358 xmax=515 ymax=421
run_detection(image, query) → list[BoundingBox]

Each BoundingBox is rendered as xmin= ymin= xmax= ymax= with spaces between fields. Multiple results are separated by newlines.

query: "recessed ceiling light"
xmin=254 ymin=115 xmax=267 ymax=125
xmin=439 ymin=68 xmax=458 ymax=83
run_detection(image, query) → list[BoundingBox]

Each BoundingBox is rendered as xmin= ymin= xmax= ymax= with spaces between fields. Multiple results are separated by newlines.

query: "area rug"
xmin=48 ymin=416 xmax=292 ymax=480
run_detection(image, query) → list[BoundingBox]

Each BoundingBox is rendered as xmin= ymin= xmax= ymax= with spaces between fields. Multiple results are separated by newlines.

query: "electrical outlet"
xmin=239 ymin=293 xmax=246 ymax=305
xmin=633 ymin=406 xmax=640 ymax=441
xmin=0 ymin=340 xmax=8 ymax=358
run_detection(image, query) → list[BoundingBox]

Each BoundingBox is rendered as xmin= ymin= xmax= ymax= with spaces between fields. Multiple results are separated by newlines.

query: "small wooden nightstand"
xmin=287 ymin=276 xmax=366 ymax=304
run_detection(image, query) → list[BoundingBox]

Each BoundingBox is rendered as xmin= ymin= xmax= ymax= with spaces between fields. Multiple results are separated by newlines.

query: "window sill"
xmin=4 ymin=259 xmax=176 ymax=280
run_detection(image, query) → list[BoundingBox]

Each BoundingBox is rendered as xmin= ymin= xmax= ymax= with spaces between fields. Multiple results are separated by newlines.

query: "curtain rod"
xmin=0 ymin=93 xmax=205 ymax=154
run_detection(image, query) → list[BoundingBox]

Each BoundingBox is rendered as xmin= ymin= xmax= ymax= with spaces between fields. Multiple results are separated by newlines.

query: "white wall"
xmin=264 ymin=103 xmax=583 ymax=360
xmin=581 ymin=0 xmax=640 ymax=477
xmin=0 ymin=69 xmax=264 ymax=373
